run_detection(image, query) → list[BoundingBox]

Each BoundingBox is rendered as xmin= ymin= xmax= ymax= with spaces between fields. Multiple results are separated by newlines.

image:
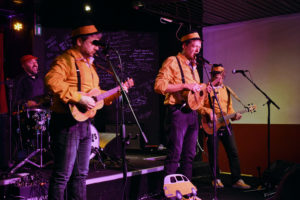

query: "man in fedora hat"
xmin=45 ymin=22 xmax=122 ymax=200
xmin=198 ymin=64 xmax=251 ymax=189
xmin=154 ymin=31 xmax=204 ymax=180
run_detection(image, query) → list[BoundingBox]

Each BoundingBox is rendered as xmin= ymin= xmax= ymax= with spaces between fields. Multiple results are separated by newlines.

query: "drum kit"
xmin=10 ymin=106 xmax=52 ymax=174
xmin=9 ymin=104 xmax=106 ymax=174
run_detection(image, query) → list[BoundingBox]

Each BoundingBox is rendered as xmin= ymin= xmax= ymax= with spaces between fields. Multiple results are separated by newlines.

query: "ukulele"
xmin=69 ymin=78 xmax=134 ymax=122
xmin=183 ymin=77 xmax=221 ymax=110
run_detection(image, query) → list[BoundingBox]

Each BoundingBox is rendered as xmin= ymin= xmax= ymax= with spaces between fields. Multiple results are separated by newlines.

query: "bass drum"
xmin=89 ymin=124 xmax=99 ymax=160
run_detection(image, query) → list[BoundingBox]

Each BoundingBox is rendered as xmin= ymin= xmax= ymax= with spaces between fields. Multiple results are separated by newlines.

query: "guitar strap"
xmin=226 ymin=87 xmax=231 ymax=113
xmin=208 ymin=93 xmax=213 ymax=110
xmin=75 ymin=61 xmax=81 ymax=92
xmin=225 ymin=86 xmax=247 ymax=107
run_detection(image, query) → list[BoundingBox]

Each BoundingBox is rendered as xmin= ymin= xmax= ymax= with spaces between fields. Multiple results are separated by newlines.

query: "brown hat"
xmin=20 ymin=55 xmax=37 ymax=65
xmin=71 ymin=24 xmax=99 ymax=38
xmin=180 ymin=32 xmax=201 ymax=43
xmin=211 ymin=64 xmax=224 ymax=75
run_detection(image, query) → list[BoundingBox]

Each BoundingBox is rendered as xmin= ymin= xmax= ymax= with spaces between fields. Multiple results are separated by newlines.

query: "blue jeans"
xmin=48 ymin=113 xmax=91 ymax=200
xmin=164 ymin=105 xmax=199 ymax=180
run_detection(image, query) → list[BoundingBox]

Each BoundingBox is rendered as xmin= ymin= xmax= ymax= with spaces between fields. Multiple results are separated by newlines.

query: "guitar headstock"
xmin=245 ymin=103 xmax=256 ymax=113
xmin=123 ymin=78 xmax=134 ymax=89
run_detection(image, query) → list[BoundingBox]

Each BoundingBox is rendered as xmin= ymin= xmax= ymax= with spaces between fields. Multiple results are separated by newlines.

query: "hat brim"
xmin=71 ymin=25 xmax=100 ymax=38
xmin=181 ymin=32 xmax=201 ymax=42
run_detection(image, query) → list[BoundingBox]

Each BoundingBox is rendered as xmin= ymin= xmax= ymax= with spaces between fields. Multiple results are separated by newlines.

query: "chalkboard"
xmin=44 ymin=28 xmax=72 ymax=72
xmin=95 ymin=31 xmax=159 ymax=123
xmin=43 ymin=29 xmax=160 ymax=144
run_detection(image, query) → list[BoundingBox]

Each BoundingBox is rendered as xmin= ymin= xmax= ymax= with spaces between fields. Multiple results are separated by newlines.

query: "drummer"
xmin=13 ymin=55 xmax=50 ymax=111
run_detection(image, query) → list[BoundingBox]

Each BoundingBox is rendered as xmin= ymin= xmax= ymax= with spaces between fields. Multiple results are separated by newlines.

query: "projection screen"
xmin=203 ymin=13 xmax=300 ymax=124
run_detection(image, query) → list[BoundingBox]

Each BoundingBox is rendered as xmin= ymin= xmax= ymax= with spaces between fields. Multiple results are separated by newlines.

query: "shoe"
xmin=232 ymin=179 xmax=251 ymax=189
xmin=212 ymin=179 xmax=224 ymax=188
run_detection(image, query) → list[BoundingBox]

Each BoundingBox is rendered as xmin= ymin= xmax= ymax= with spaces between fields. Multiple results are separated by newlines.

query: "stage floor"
xmin=0 ymin=150 xmax=272 ymax=200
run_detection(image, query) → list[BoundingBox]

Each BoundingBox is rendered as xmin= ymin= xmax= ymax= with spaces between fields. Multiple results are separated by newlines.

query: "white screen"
xmin=203 ymin=14 xmax=300 ymax=124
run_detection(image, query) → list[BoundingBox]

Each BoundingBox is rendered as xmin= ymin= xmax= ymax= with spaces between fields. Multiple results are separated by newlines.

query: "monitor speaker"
xmin=105 ymin=124 xmax=141 ymax=150
xmin=92 ymin=124 xmax=141 ymax=160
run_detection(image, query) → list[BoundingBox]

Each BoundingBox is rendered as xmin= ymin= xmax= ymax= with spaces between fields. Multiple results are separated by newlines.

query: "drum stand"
xmin=9 ymin=124 xmax=51 ymax=174
xmin=91 ymin=146 xmax=106 ymax=169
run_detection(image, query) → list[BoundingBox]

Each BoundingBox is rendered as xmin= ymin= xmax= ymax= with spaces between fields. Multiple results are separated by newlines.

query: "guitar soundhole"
xmin=77 ymin=104 xmax=87 ymax=113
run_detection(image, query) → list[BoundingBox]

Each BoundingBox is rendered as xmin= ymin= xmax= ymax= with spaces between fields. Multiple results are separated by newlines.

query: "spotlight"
xmin=84 ymin=4 xmax=92 ymax=12
xmin=13 ymin=21 xmax=23 ymax=31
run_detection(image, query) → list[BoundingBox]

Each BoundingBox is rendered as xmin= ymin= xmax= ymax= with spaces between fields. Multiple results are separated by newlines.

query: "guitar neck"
xmin=95 ymin=86 xmax=120 ymax=102
xmin=219 ymin=109 xmax=248 ymax=122
xmin=209 ymin=77 xmax=221 ymax=86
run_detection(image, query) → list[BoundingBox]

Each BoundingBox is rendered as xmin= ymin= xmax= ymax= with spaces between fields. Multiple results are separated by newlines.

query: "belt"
xmin=168 ymin=103 xmax=193 ymax=113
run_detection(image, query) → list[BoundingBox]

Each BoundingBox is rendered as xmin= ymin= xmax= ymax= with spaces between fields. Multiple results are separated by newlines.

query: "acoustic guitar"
xmin=183 ymin=77 xmax=221 ymax=110
xmin=69 ymin=78 xmax=134 ymax=122
xmin=201 ymin=104 xmax=256 ymax=135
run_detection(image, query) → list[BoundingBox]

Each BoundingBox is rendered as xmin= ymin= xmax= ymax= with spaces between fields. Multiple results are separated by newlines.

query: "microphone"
xmin=196 ymin=55 xmax=211 ymax=64
xmin=93 ymin=40 xmax=111 ymax=54
xmin=92 ymin=40 xmax=107 ymax=47
xmin=232 ymin=69 xmax=249 ymax=74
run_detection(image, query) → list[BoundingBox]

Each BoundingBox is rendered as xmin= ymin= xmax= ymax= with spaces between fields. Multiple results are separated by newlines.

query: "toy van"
xmin=163 ymin=174 xmax=201 ymax=200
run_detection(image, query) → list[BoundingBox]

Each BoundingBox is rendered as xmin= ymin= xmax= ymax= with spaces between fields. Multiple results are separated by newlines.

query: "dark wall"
xmin=2 ymin=1 xmax=35 ymax=79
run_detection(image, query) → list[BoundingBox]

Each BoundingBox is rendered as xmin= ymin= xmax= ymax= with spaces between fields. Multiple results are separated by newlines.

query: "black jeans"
xmin=207 ymin=125 xmax=241 ymax=183
xmin=164 ymin=105 xmax=199 ymax=180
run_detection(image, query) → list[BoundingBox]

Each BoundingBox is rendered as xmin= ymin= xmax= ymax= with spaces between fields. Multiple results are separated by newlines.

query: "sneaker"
xmin=232 ymin=179 xmax=251 ymax=189
xmin=212 ymin=179 xmax=224 ymax=188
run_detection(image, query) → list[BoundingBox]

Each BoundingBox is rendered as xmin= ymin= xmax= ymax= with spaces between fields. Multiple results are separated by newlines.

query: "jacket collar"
xmin=68 ymin=47 xmax=93 ymax=65
xmin=177 ymin=52 xmax=197 ymax=70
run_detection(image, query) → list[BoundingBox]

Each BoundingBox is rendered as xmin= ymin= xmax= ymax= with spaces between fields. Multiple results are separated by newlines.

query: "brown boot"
xmin=212 ymin=179 xmax=224 ymax=188
xmin=232 ymin=179 xmax=251 ymax=189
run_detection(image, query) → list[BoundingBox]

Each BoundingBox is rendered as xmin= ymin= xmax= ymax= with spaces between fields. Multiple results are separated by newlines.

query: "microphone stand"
xmin=237 ymin=71 xmax=280 ymax=193
xmin=102 ymin=47 xmax=148 ymax=200
xmin=199 ymin=57 xmax=232 ymax=200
